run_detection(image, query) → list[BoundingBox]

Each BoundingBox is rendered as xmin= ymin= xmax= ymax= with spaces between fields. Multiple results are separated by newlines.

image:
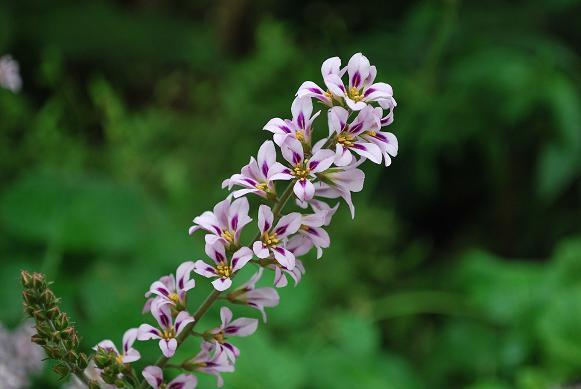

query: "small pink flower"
xmin=144 ymin=261 xmax=195 ymax=312
xmin=270 ymin=259 xmax=306 ymax=288
xmin=287 ymin=211 xmax=331 ymax=259
xmin=314 ymin=162 xmax=365 ymax=218
xmin=280 ymin=137 xmax=335 ymax=202
xmin=193 ymin=242 xmax=253 ymax=291
xmin=205 ymin=307 xmax=258 ymax=362
xmin=189 ymin=196 xmax=252 ymax=249
xmin=296 ymin=56 xmax=344 ymax=106
xmin=142 ymin=365 xmax=197 ymax=389
xmin=226 ymin=268 xmax=280 ymax=322
xmin=94 ymin=328 xmax=141 ymax=364
xmin=222 ymin=140 xmax=293 ymax=198
xmin=264 ymin=96 xmax=320 ymax=146
xmin=328 ymin=105 xmax=384 ymax=166
xmin=137 ymin=300 xmax=195 ymax=358
xmin=252 ymin=204 xmax=301 ymax=269
xmin=186 ymin=342 xmax=234 ymax=388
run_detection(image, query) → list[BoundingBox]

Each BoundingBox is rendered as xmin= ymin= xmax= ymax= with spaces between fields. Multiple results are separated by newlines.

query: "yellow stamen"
xmin=348 ymin=86 xmax=363 ymax=102
xmin=255 ymin=182 xmax=268 ymax=192
xmin=295 ymin=130 xmax=305 ymax=142
xmin=366 ymin=130 xmax=377 ymax=137
xmin=216 ymin=262 xmax=233 ymax=278
xmin=291 ymin=164 xmax=310 ymax=180
xmin=337 ymin=132 xmax=355 ymax=148
xmin=162 ymin=327 xmax=176 ymax=340
xmin=221 ymin=230 xmax=235 ymax=243
xmin=115 ymin=354 xmax=124 ymax=365
xmin=324 ymin=90 xmax=332 ymax=99
xmin=168 ymin=292 xmax=180 ymax=304
xmin=262 ymin=231 xmax=280 ymax=247
xmin=213 ymin=330 xmax=226 ymax=344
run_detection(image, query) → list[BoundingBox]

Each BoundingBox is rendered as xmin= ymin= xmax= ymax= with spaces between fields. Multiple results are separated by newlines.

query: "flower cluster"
xmin=23 ymin=52 xmax=397 ymax=389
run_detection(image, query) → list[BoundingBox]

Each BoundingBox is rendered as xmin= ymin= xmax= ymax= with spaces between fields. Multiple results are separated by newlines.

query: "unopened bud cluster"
xmin=20 ymin=271 xmax=91 ymax=383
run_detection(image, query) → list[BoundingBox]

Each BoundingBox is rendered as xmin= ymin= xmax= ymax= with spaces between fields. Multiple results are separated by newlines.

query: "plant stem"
xmin=136 ymin=181 xmax=297 ymax=389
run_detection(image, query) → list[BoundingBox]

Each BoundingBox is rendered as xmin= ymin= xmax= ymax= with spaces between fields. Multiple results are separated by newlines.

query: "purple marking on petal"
xmin=305 ymin=226 xmax=320 ymax=236
xmin=374 ymin=132 xmax=387 ymax=142
xmin=231 ymin=215 xmax=238 ymax=231
xmin=211 ymin=225 xmax=222 ymax=235
xmin=215 ymin=251 xmax=225 ymax=262
xmin=231 ymin=257 xmax=239 ymax=268
xmin=275 ymin=225 xmax=288 ymax=235
xmin=308 ymin=87 xmax=323 ymax=95
xmin=224 ymin=326 xmax=239 ymax=335
xmin=222 ymin=342 xmax=236 ymax=352
xmin=157 ymin=287 xmax=169 ymax=296
xmin=160 ymin=313 xmax=170 ymax=328
xmin=150 ymin=329 xmax=160 ymax=335
xmin=205 ymin=266 xmax=216 ymax=273
xmin=309 ymin=160 xmax=320 ymax=171
xmin=264 ymin=221 xmax=271 ymax=231
xmin=169 ymin=383 xmax=185 ymax=389
xmin=363 ymin=87 xmax=376 ymax=97
xmin=297 ymin=112 xmax=305 ymax=129
xmin=242 ymin=177 xmax=257 ymax=186
xmin=350 ymin=122 xmax=363 ymax=133
xmin=351 ymin=72 xmax=361 ymax=88
xmin=352 ymin=143 xmax=367 ymax=151
xmin=178 ymin=278 xmax=184 ymax=289
xmin=292 ymin=152 xmax=301 ymax=165
xmin=279 ymin=124 xmax=292 ymax=133
xmin=272 ymin=246 xmax=285 ymax=254
xmin=262 ymin=161 xmax=269 ymax=177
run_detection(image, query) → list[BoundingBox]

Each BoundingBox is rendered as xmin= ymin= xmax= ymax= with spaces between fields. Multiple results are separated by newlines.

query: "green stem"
xmin=136 ymin=181 xmax=297 ymax=389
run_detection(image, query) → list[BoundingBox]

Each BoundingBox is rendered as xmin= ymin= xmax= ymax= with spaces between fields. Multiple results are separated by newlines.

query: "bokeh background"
xmin=1 ymin=0 xmax=581 ymax=388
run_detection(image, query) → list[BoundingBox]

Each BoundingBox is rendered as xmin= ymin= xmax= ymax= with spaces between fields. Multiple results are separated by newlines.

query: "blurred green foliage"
xmin=1 ymin=0 xmax=581 ymax=388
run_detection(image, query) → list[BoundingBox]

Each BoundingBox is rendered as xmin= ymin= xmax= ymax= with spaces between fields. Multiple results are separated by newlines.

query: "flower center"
xmin=216 ymin=262 xmax=233 ymax=278
xmin=213 ymin=330 xmax=226 ymax=344
xmin=262 ymin=231 xmax=279 ymax=247
xmin=162 ymin=327 xmax=176 ymax=340
xmin=221 ymin=230 xmax=235 ymax=244
xmin=348 ymin=86 xmax=363 ymax=102
xmin=365 ymin=130 xmax=377 ymax=137
xmin=292 ymin=164 xmax=310 ymax=180
xmin=255 ymin=182 xmax=268 ymax=192
xmin=168 ymin=292 xmax=180 ymax=304
xmin=337 ymin=132 xmax=355 ymax=148
xmin=295 ymin=130 xmax=305 ymax=142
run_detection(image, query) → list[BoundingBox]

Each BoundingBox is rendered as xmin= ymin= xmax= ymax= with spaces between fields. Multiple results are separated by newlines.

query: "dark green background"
xmin=1 ymin=0 xmax=581 ymax=388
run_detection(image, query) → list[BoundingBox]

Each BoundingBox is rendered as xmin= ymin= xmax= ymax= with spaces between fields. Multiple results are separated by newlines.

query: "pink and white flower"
xmin=263 ymin=96 xmax=320 ymax=146
xmin=296 ymin=56 xmax=344 ymax=106
xmin=144 ymin=261 xmax=195 ymax=312
xmin=186 ymin=343 xmax=234 ymax=388
xmin=189 ymin=197 xmax=252 ymax=248
xmin=94 ymin=328 xmax=141 ymax=364
xmin=225 ymin=268 xmax=280 ymax=322
xmin=296 ymin=199 xmax=339 ymax=226
xmin=193 ymin=243 xmax=253 ymax=291
xmin=252 ymin=204 xmax=301 ymax=269
xmin=286 ymin=212 xmax=331 ymax=259
xmin=222 ymin=140 xmax=293 ymax=198
xmin=280 ymin=138 xmax=335 ymax=201
xmin=137 ymin=300 xmax=194 ymax=358
xmin=315 ymin=163 xmax=365 ymax=218
xmin=328 ymin=105 xmax=384 ymax=165
xmin=142 ymin=366 xmax=197 ymax=389
xmin=269 ymin=259 xmax=306 ymax=288
xmin=297 ymin=53 xmax=393 ymax=111
xmin=325 ymin=52 xmax=394 ymax=111
xmin=205 ymin=307 xmax=258 ymax=362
